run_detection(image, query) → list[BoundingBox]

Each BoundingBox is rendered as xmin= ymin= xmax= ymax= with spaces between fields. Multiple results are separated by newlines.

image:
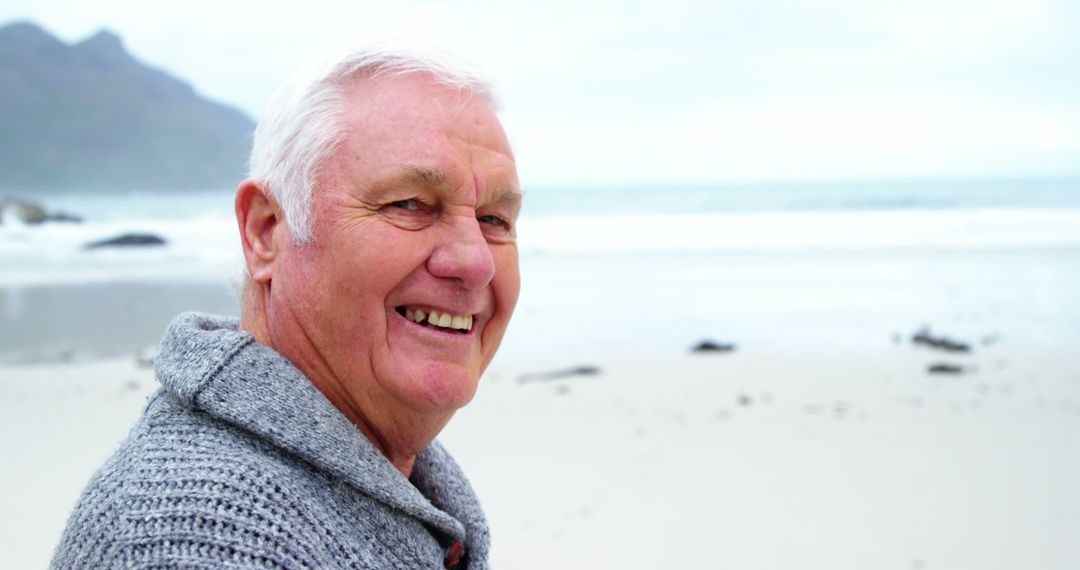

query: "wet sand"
xmin=0 ymin=281 xmax=237 ymax=364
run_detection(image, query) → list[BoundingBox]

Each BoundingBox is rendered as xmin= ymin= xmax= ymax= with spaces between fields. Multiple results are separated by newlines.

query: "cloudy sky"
xmin=2 ymin=0 xmax=1078 ymax=187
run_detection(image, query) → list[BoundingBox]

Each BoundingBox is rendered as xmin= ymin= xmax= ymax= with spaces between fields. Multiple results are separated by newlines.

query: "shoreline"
xmin=5 ymin=242 xmax=1080 ymax=362
xmin=0 ymin=281 xmax=238 ymax=365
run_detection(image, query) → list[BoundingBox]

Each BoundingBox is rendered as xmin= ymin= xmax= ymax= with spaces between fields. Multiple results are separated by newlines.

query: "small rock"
xmin=737 ymin=394 xmax=752 ymax=407
xmin=84 ymin=233 xmax=167 ymax=249
xmin=14 ymin=201 xmax=47 ymax=223
xmin=912 ymin=327 xmax=971 ymax=353
xmin=47 ymin=211 xmax=83 ymax=223
xmin=691 ymin=339 xmax=736 ymax=353
xmin=0 ymin=196 xmax=82 ymax=224
xmin=928 ymin=363 xmax=964 ymax=375
xmin=518 ymin=365 xmax=600 ymax=383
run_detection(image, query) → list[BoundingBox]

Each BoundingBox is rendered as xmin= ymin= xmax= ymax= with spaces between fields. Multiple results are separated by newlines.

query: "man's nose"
xmin=426 ymin=215 xmax=496 ymax=290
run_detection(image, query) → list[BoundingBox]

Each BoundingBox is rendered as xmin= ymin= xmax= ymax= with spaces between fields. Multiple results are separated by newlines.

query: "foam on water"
xmin=0 ymin=194 xmax=239 ymax=286
xmin=520 ymin=208 xmax=1080 ymax=254
xmin=4 ymin=202 xmax=1080 ymax=285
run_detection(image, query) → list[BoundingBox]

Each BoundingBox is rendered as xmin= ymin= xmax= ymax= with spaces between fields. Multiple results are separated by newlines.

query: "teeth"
xmin=403 ymin=307 xmax=473 ymax=332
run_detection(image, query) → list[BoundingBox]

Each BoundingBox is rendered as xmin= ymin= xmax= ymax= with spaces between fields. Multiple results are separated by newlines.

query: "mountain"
xmin=0 ymin=21 xmax=254 ymax=192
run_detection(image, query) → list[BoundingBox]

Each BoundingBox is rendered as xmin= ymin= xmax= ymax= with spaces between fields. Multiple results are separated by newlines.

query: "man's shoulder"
xmin=129 ymin=389 xmax=315 ymax=484
xmin=51 ymin=391 xmax=364 ymax=569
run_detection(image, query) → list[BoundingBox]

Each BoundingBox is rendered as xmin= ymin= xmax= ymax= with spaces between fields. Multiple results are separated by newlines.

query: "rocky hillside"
xmin=0 ymin=21 xmax=254 ymax=192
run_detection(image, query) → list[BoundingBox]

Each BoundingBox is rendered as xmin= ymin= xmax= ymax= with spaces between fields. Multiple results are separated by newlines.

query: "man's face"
xmin=269 ymin=73 xmax=521 ymax=417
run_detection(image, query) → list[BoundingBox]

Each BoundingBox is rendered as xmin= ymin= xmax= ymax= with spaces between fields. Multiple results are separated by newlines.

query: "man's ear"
xmin=235 ymin=179 xmax=284 ymax=284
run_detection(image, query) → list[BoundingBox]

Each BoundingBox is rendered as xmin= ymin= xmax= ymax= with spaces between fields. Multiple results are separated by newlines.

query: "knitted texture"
xmin=52 ymin=312 xmax=489 ymax=569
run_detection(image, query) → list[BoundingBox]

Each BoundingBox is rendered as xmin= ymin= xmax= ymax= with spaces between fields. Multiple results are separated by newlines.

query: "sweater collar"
xmin=154 ymin=312 xmax=488 ymax=559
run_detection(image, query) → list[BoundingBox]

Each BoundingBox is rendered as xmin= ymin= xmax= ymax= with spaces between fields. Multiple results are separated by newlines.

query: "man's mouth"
xmin=395 ymin=306 xmax=474 ymax=334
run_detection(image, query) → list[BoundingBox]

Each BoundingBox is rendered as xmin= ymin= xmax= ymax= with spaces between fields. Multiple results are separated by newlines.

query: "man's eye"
xmin=389 ymin=199 xmax=420 ymax=211
xmin=478 ymin=214 xmax=508 ymax=228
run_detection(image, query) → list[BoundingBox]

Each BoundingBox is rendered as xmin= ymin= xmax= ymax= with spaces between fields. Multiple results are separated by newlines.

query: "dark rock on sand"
xmin=928 ymin=362 xmax=965 ymax=375
xmin=84 ymin=233 xmax=167 ymax=249
xmin=911 ymin=328 xmax=971 ymax=353
xmin=519 ymin=365 xmax=601 ymax=383
xmin=691 ymin=339 xmax=736 ymax=353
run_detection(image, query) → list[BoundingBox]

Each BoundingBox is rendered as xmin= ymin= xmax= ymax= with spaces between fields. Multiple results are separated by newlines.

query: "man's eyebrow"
xmin=488 ymin=188 xmax=523 ymax=208
xmin=405 ymin=165 xmax=447 ymax=188
xmin=362 ymin=165 xmax=448 ymax=201
xmin=376 ymin=164 xmax=522 ymax=208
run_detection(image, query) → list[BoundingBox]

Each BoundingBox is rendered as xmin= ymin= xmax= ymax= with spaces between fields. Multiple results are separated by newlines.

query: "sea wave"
xmin=0 ymin=210 xmax=240 ymax=286
xmin=2 ymin=207 xmax=1078 ymax=285
xmin=517 ymin=208 xmax=1080 ymax=254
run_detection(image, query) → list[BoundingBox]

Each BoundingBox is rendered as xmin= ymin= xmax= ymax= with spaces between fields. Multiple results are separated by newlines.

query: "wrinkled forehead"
xmin=321 ymin=73 xmax=519 ymax=200
xmin=359 ymin=64 xmax=497 ymax=108
xmin=341 ymin=71 xmax=496 ymax=125
xmin=342 ymin=73 xmax=514 ymax=160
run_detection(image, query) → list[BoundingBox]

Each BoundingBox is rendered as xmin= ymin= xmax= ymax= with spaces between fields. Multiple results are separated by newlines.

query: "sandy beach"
xmin=4 ymin=339 xmax=1078 ymax=569
xmin=3 ymin=3 xmax=1078 ymax=563
xmin=4 ymin=183 xmax=1079 ymax=567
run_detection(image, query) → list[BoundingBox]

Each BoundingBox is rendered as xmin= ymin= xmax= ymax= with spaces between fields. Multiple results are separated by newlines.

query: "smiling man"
xmin=52 ymin=45 xmax=520 ymax=569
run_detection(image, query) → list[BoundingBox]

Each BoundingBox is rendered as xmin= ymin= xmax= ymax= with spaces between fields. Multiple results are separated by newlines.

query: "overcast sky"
xmin=3 ymin=0 xmax=1078 ymax=187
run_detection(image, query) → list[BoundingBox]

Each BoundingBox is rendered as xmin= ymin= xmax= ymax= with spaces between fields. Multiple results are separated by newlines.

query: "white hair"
xmin=247 ymin=42 xmax=498 ymax=243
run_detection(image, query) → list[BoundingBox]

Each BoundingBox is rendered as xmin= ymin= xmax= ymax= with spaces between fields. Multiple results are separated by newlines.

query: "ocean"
xmin=2 ymin=178 xmax=1078 ymax=363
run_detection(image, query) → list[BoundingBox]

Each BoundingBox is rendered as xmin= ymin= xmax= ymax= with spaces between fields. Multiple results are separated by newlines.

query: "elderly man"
xmin=52 ymin=45 xmax=520 ymax=569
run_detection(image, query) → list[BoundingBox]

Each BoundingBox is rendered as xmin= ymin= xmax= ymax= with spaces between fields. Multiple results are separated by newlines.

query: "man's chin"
xmin=382 ymin=360 xmax=481 ymax=414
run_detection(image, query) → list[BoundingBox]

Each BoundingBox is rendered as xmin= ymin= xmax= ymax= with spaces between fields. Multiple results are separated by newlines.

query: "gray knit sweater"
xmin=52 ymin=312 xmax=489 ymax=569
